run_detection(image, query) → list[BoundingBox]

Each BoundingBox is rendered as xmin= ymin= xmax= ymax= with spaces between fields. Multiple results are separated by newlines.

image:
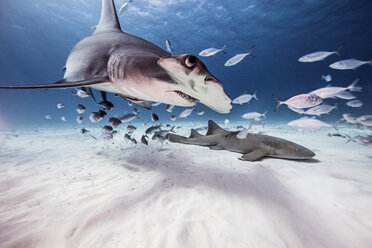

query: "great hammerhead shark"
xmin=167 ymin=120 xmax=315 ymax=161
xmin=0 ymin=0 xmax=232 ymax=113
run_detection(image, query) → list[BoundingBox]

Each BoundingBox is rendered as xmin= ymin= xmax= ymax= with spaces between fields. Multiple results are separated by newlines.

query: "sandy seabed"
xmin=0 ymin=122 xmax=371 ymax=248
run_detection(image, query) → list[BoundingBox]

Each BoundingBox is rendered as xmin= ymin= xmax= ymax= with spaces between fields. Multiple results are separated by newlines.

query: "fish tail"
xmin=332 ymin=120 xmax=341 ymax=131
xmin=335 ymin=45 xmax=342 ymax=56
xmin=369 ymin=60 xmax=372 ymax=66
xmin=273 ymin=94 xmax=282 ymax=112
xmin=262 ymin=111 xmax=267 ymax=118
xmin=334 ymin=102 xmax=338 ymax=110
xmin=253 ymin=90 xmax=258 ymax=100
xmin=248 ymin=45 xmax=255 ymax=58
xmin=347 ymin=78 xmax=361 ymax=91
xmin=221 ymin=45 xmax=227 ymax=54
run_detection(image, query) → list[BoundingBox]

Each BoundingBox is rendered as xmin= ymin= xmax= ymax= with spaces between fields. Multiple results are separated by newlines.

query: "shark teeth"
xmin=175 ymin=91 xmax=199 ymax=103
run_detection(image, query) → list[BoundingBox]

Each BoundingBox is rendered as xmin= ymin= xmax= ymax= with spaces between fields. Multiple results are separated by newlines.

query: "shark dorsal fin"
xmin=189 ymin=129 xmax=203 ymax=138
xmin=94 ymin=0 xmax=121 ymax=34
xmin=207 ymin=120 xmax=229 ymax=135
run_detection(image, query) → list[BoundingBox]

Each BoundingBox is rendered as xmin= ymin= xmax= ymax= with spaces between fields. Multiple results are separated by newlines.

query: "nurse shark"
xmin=0 ymin=0 xmax=232 ymax=113
xmin=167 ymin=120 xmax=315 ymax=161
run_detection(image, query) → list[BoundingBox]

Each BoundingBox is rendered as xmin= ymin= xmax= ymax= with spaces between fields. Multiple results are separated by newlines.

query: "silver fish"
xmin=346 ymin=99 xmax=362 ymax=108
xmin=224 ymin=46 xmax=255 ymax=66
xmin=357 ymin=115 xmax=372 ymax=126
xmin=61 ymin=116 xmax=67 ymax=121
xmin=170 ymin=115 xmax=177 ymax=121
xmin=274 ymin=94 xmax=322 ymax=112
xmin=330 ymin=59 xmax=372 ymax=70
xmin=336 ymin=91 xmax=355 ymax=100
xmin=298 ymin=47 xmax=341 ymax=62
xmin=309 ymin=79 xmax=360 ymax=99
xmin=288 ymin=117 xmax=332 ymax=130
xmin=305 ymin=103 xmax=337 ymax=116
xmin=102 ymin=125 xmax=113 ymax=134
xmin=165 ymin=104 xmax=175 ymax=112
xmin=118 ymin=0 xmax=133 ymax=17
xmin=119 ymin=113 xmax=137 ymax=122
xmin=178 ymin=108 xmax=193 ymax=118
xmin=342 ymin=113 xmax=358 ymax=124
xmin=199 ymin=45 xmax=226 ymax=57
xmin=288 ymin=106 xmax=306 ymax=114
xmin=232 ymin=90 xmax=258 ymax=105
xmin=145 ymin=125 xmax=162 ymax=135
xmin=44 ymin=115 xmax=52 ymax=120
xmin=73 ymin=89 xmax=90 ymax=98
xmin=57 ymin=103 xmax=64 ymax=109
xmin=321 ymin=74 xmax=332 ymax=82
xmin=242 ymin=111 xmax=267 ymax=121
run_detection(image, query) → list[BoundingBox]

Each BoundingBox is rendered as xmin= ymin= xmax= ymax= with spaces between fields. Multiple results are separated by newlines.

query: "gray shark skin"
xmin=167 ymin=120 xmax=315 ymax=161
xmin=0 ymin=0 xmax=232 ymax=113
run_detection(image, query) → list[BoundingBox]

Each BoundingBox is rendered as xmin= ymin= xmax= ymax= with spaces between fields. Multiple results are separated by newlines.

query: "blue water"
xmin=0 ymin=0 xmax=372 ymax=129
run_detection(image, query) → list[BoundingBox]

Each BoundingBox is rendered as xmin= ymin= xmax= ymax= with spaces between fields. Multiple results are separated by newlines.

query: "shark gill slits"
xmin=185 ymin=55 xmax=197 ymax=67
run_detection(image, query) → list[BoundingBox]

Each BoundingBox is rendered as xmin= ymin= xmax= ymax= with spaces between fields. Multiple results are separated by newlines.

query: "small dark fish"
xmin=166 ymin=104 xmax=175 ymax=112
xmin=76 ymin=116 xmax=83 ymax=124
xmin=99 ymin=100 xmax=114 ymax=110
xmin=151 ymin=112 xmax=159 ymax=122
xmin=77 ymin=104 xmax=86 ymax=114
xmin=98 ymin=110 xmax=107 ymax=118
xmin=124 ymin=133 xmax=132 ymax=141
xmin=133 ymin=108 xmax=138 ymax=114
xmin=141 ymin=135 xmax=149 ymax=145
xmin=127 ymin=125 xmax=137 ymax=133
xmin=102 ymin=125 xmax=113 ymax=134
xmin=111 ymin=130 xmax=119 ymax=136
xmin=81 ymin=128 xmax=89 ymax=134
xmin=166 ymin=124 xmax=172 ymax=128
xmin=109 ymin=117 xmax=122 ymax=128
xmin=145 ymin=125 xmax=162 ymax=135
xmin=328 ymin=133 xmax=346 ymax=138
xmin=170 ymin=115 xmax=177 ymax=121
xmin=101 ymin=133 xmax=113 ymax=140
xmin=130 ymin=138 xmax=137 ymax=145
xmin=89 ymin=112 xmax=103 ymax=123
xmin=152 ymin=127 xmax=175 ymax=142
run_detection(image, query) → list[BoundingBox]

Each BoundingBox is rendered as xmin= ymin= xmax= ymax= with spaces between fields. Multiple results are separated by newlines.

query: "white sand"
xmin=0 ymin=123 xmax=372 ymax=248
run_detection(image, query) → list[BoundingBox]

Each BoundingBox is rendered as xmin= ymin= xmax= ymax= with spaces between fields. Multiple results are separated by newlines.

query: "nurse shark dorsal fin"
xmin=0 ymin=76 xmax=110 ymax=89
xmin=206 ymin=120 xmax=230 ymax=135
xmin=189 ymin=129 xmax=203 ymax=138
xmin=94 ymin=0 xmax=121 ymax=34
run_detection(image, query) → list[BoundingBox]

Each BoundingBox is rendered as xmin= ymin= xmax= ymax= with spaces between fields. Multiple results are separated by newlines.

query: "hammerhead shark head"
xmin=167 ymin=120 xmax=315 ymax=161
xmin=0 ymin=0 xmax=232 ymax=113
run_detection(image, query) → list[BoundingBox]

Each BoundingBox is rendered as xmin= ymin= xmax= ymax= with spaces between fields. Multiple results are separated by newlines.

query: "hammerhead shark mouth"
xmin=174 ymin=91 xmax=199 ymax=103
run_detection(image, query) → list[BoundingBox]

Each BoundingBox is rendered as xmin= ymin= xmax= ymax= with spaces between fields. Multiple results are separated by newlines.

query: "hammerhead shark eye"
xmin=185 ymin=55 xmax=197 ymax=67
xmin=204 ymin=75 xmax=215 ymax=82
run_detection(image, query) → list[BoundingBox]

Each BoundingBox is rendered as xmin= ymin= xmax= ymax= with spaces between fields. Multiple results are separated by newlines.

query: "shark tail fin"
xmin=0 ymin=77 xmax=110 ymax=90
xmin=189 ymin=129 xmax=203 ymax=138
xmin=273 ymin=94 xmax=283 ymax=112
xmin=335 ymin=46 xmax=342 ymax=56
xmin=252 ymin=90 xmax=258 ymax=100
xmin=95 ymin=0 xmax=121 ymax=33
xmin=221 ymin=45 xmax=227 ymax=54
xmin=248 ymin=45 xmax=255 ymax=58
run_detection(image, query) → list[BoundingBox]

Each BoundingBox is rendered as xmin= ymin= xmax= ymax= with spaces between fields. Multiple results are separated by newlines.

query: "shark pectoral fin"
xmin=239 ymin=149 xmax=268 ymax=161
xmin=209 ymin=145 xmax=224 ymax=150
xmin=0 ymin=76 xmax=110 ymax=89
